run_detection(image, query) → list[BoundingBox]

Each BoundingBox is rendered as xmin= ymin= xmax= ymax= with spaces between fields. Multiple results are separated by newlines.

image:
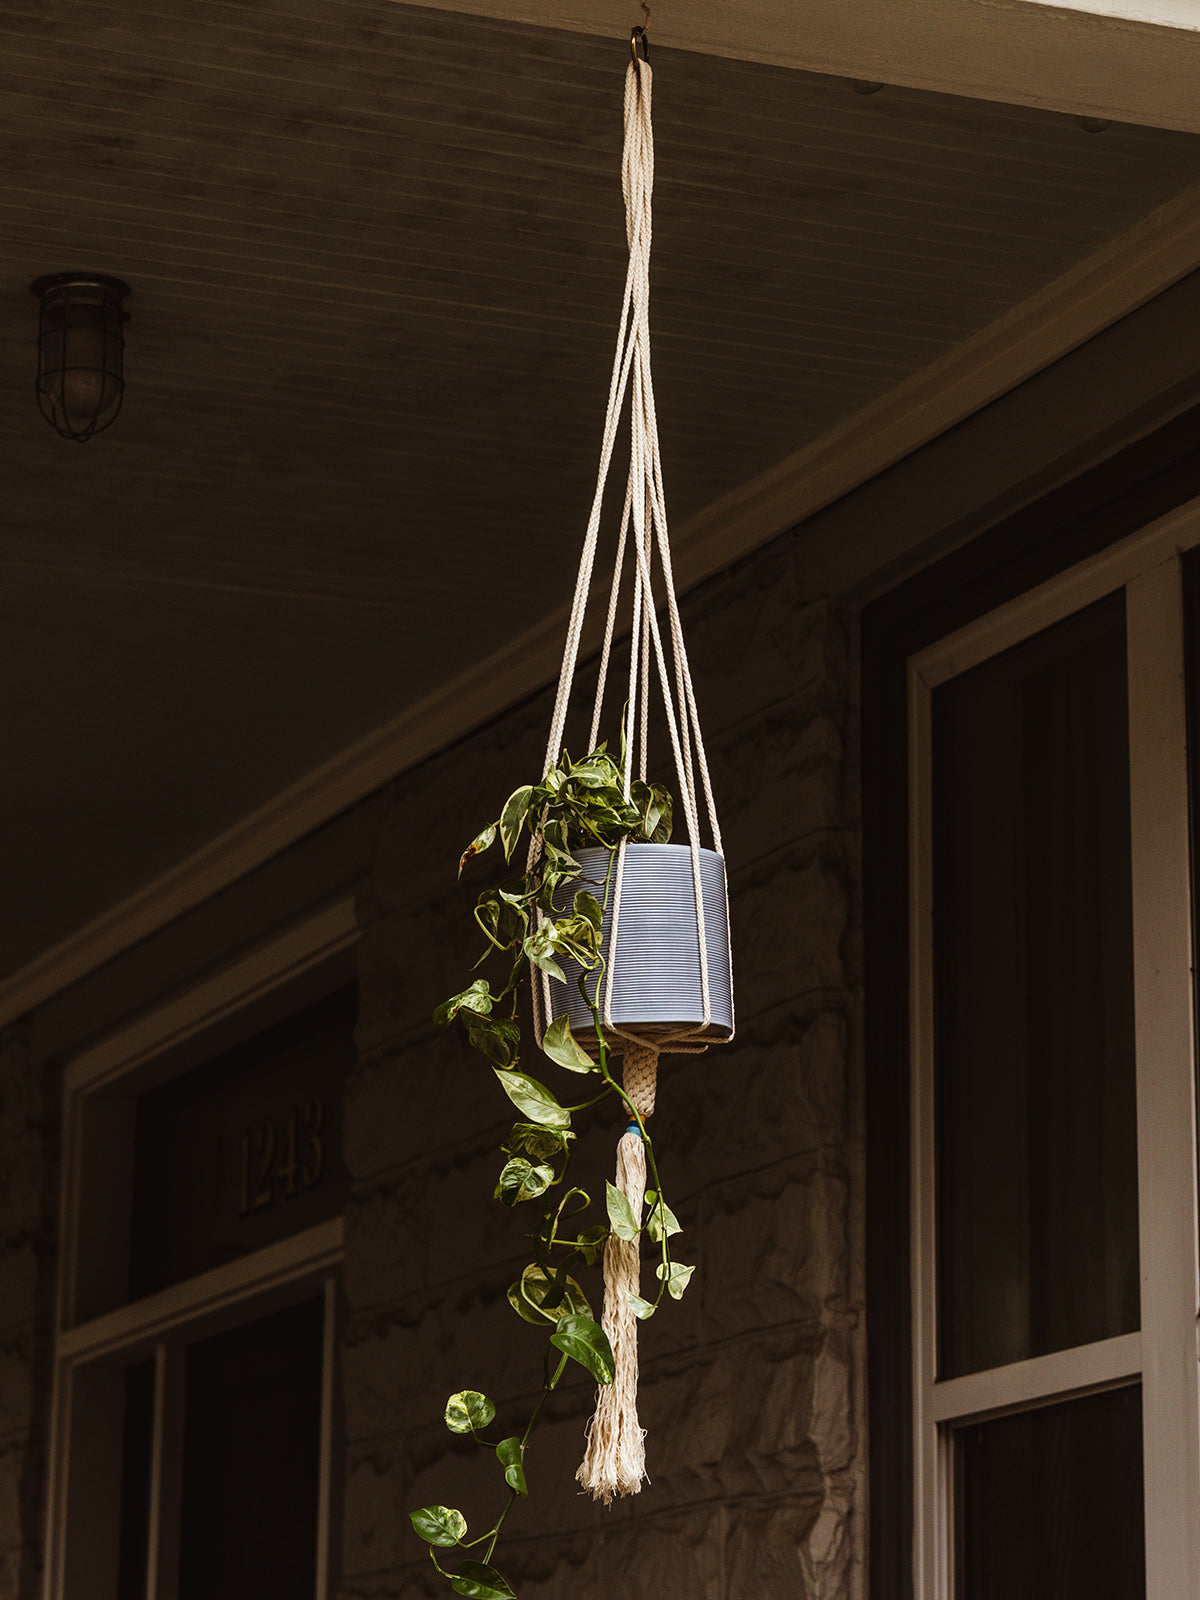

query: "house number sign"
xmin=239 ymin=1097 xmax=326 ymax=1217
xmin=128 ymin=986 xmax=354 ymax=1297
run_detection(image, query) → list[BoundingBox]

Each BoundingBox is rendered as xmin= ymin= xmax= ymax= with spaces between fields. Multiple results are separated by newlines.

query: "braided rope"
xmin=621 ymin=1037 xmax=658 ymax=1118
xmin=526 ymin=46 xmax=733 ymax=1500
xmin=576 ymin=1041 xmax=657 ymax=1501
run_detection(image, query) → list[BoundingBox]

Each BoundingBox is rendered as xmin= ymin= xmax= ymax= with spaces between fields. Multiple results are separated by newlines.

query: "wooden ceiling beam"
xmin=388 ymin=0 xmax=1200 ymax=134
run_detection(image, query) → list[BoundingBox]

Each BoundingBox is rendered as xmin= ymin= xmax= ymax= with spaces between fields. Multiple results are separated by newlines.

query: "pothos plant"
xmin=408 ymin=744 xmax=695 ymax=1599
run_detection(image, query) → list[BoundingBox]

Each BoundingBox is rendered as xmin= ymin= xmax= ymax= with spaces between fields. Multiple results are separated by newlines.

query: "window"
xmin=908 ymin=508 xmax=1200 ymax=1597
xmin=44 ymin=904 xmax=357 ymax=1600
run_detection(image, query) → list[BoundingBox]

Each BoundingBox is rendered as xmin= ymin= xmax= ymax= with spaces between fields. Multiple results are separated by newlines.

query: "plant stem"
xmin=588 ymin=1026 xmax=673 ymax=1305
xmin=480 ymin=1351 xmax=569 ymax=1565
xmin=562 ymin=1087 xmax=614 ymax=1114
xmin=481 ymin=1493 xmax=518 ymax=1565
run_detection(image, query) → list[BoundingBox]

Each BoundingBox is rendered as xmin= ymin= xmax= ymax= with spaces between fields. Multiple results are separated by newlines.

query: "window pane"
xmin=933 ymin=594 xmax=1138 ymax=1376
xmin=178 ymin=1297 xmax=324 ymax=1600
xmin=956 ymin=1386 xmax=1145 ymax=1600
xmin=130 ymin=986 xmax=354 ymax=1299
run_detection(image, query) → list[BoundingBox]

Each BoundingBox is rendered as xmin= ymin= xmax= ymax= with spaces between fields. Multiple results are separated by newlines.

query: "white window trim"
xmin=43 ymin=898 xmax=358 ymax=1600
xmin=908 ymin=499 xmax=1200 ymax=1598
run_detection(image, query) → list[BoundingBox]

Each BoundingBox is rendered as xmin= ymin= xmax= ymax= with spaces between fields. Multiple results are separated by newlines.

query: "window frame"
xmin=906 ymin=506 xmax=1200 ymax=1598
xmin=43 ymin=899 xmax=357 ymax=1600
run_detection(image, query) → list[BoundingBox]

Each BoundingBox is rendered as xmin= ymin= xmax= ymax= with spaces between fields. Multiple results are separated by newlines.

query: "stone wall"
xmin=343 ymin=537 xmax=865 ymax=1600
xmin=0 ymin=1023 xmax=56 ymax=1600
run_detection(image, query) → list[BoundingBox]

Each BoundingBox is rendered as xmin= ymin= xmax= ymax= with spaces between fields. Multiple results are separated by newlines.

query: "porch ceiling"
xmin=2 ymin=0 xmax=1200 ymax=999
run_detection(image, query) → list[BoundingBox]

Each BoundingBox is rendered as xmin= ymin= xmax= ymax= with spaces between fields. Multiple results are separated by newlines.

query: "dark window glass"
xmin=178 ymin=1297 xmax=324 ymax=1600
xmin=933 ymin=594 xmax=1138 ymax=1377
xmin=131 ymin=986 xmax=355 ymax=1299
xmin=956 ymin=1386 xmax=1145 ymax=1600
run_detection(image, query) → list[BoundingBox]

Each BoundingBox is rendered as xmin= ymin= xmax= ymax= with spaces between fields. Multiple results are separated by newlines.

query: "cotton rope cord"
xmin=521 ymin=44 xmax=733 ymax=1501
xmin=576 ymin=1038 xmax=657 ymax=1503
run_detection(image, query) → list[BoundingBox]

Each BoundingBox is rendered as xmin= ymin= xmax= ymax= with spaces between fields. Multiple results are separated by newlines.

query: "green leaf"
xmin=628 ymin=779 xmax=674 ymax=843
xmin=522 ymin=924 xmax=567 ymax=983
xmin=495 ymin=1436 xmax=528 ymax=1497
xmin=549 ymin=1313 xmax=616 ymax=1385
xmin=605 ymin=1180 xmax=640 ymax=1241
xmin=574 ymin=1224 xmax=607 ymax=1265
xmin=573 ymin=888 xmax=603 ymax=931
xmin=540 ymin=813 xmax=566 ymax=849
xmin=627 ymin=1292 xmax=656 ymax=1320
xmin=645 ymin=1193 xmax=682 ymax=1244
xmin=507 ymin=1281 xmax=551 ymax=1326
xmin=451 ymin=1560 xmax=516 ymax=1599
xmin=643 ymin=783 xmax=673 ymax=843
xmin=542 ymin=1014 xmax=597 ymax=1074
xmin=525 ymin=912 xmax=600 ymax=974
xmin=503 ymin=1122 xmax=573 ymax=1160
xmin=494 ymin=1157 xmax=555 ymax=1205
xmin=464 ymin=1014 xmax=520 ymax=1068
xmin=507 ymin=1264 xmax=592 ymax=1325
xmin=498 ymin=786 xmax=535 ymax=861
xmin=656 ymin=1261 xmax=696 ymax=1300
xmin=536 ymin=863 xmax=573 ymax=912
xmin=569 ymin=752 xmax=624 ymax=789
xmin=473 ymin=891 xmax=528 ymax=954
xmin=434 ymin=980 xmax=493 ymax=1030
xmin=493 ymin=1068 xmax=570 ymax=1129
xmin=409 ymin=1505 xmax=467 ymax=1547
xmin=444 ymin=1391 xmax=496 ymax=1436
xmin=458 ymin=825 xmax=496 ymax=876
xmin=541 ymin=839 xmax=584 ymax=879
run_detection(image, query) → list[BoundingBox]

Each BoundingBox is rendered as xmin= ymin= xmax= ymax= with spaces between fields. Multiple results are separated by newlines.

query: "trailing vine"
xmin=408 ymin=745 xmax=693 ymax=1599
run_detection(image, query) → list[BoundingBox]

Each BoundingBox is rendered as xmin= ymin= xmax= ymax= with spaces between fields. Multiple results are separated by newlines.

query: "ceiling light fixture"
xmin=31 ymin=272 xmax=130 ymax=442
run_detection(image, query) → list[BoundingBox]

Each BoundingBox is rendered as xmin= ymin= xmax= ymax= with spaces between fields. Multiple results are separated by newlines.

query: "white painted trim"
xmin=913 ymin=494 xmax=1200 ymax=687
xmin=388 ymin=0 xmax=1200 ymax=133
xmin=314 ymin=1275 xmax=338 ymax=1600
xmin=56 ymin=1219 xmax=345 ymax=1366
xmin=1018 ymin=0 xmax=1200 ymax=28
xmin=42 ymin=1353 xmax=71 ymax=1600
xmin=908 ymin=656 xmax=944 ymax=1600
xmin=55 ymin=898 xmax=356 ymax=1336
xmin=6 ymin=185 xmax=1200 ymax=1034
xmin=146 ymin=1342 xmax=181 ymax=1600
xmin=1125 ymin=558 xmax=1200 ymax=1600
xmin=47 ymin=1229 xmax=341 ymax=1600
xmin=63 ymin=898 xmax=358 ymax=1099
xmin=929 ymin=1333 xmax=1143 ymax=1425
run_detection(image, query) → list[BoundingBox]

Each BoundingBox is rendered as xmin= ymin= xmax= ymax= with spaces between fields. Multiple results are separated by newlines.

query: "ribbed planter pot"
xmin=546 ymin=842 xmax=733 ymax=1050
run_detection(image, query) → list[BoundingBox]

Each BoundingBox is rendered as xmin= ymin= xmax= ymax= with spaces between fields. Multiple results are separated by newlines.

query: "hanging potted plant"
xmin=410 ymin=742 xmax=730 ymax=1597
xmin=408 ymin=34 xmax=734 ymax=1600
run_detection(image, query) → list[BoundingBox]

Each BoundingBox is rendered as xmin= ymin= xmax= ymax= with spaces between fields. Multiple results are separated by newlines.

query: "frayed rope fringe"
xmin=577 ymin=1042 xmax=657 ymax=1502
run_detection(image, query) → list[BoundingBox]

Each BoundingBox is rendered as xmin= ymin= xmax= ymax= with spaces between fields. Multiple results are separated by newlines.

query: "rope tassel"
xmin=578 ymin=1042 xmax=658 ymax=1501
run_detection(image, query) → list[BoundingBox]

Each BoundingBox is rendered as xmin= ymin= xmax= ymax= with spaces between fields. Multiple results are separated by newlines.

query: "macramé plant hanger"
xmin=409 ymin=28 xmax=735 ymax=1597
xmin=532 ymin=28 xmax=735 ymax=1502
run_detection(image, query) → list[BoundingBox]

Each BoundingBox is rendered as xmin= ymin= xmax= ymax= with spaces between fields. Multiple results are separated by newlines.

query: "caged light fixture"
xmin=31 ymin=273 xmax=130 ymax=441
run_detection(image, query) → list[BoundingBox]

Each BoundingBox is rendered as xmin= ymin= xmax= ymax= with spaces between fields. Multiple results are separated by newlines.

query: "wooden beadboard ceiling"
xmin=2 ymin=0 xmax=1200 ymax=985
